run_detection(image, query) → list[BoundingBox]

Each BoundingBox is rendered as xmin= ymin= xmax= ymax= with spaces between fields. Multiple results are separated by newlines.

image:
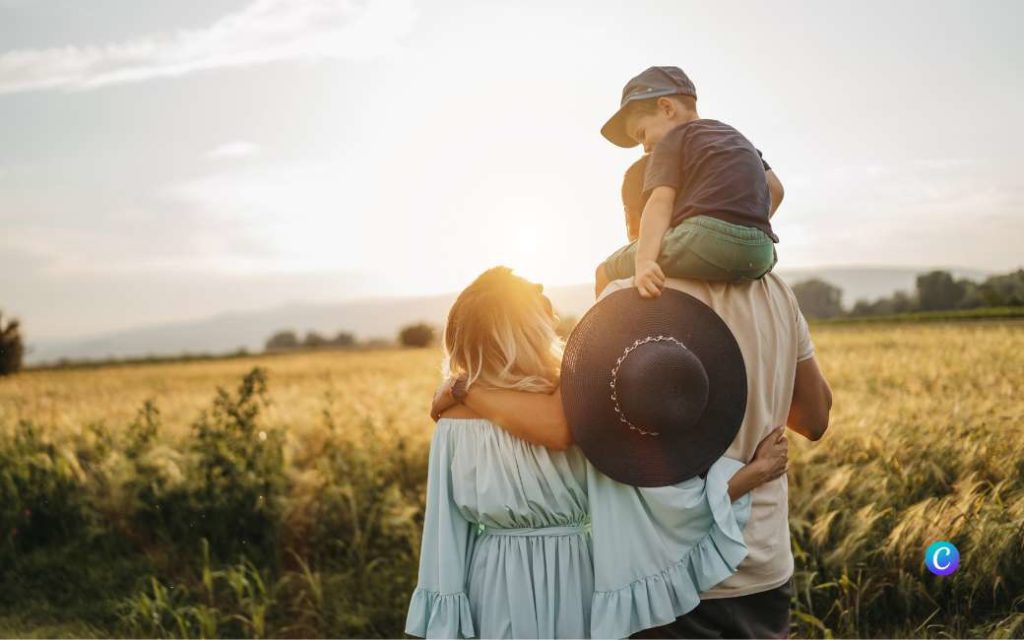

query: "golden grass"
xmin=1 ymin=321 xmax=1022 ymax=637
xmin=1 ymin=348 xmax=443 ymax=447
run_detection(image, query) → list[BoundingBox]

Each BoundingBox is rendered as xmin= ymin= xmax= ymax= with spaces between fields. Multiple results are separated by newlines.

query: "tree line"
xmin=265 ymin=315 xmax=580 ymax=353
xmin=792 ymin=268 xmax=1024 ymax=319
xmin=264 ymin=322 xmax=439 ymax=352
xmin=6 ymin=269 xmax=1017 ymax=376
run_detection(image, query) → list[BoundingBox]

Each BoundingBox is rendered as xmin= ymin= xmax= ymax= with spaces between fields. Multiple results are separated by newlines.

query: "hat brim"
xmin=560 ymin=287 xmax=747 ymax=487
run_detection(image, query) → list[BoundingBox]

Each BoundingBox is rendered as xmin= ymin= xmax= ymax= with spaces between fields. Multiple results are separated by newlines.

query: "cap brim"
xmin=601 ymin=103 xmax=639 ymax=148
xmin=560 ymin=287 xmax=747 ymax=487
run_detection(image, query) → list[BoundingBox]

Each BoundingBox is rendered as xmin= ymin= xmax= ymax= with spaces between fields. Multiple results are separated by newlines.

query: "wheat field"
xmin=0 ymin=321 xmax=1022 ymax=638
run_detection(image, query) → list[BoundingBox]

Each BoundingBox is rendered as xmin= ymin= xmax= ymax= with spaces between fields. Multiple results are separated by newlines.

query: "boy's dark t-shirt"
xmin=643 ymin=118 xmax=779 ymax=243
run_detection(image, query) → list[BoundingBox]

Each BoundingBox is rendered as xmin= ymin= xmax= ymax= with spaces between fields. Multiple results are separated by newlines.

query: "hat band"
xmin=609 ymin=334 xmax=691 ymax=437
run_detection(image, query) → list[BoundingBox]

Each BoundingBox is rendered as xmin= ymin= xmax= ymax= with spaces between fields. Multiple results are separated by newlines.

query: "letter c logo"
xmin=925 ymin=541 xmax=960 ymax=576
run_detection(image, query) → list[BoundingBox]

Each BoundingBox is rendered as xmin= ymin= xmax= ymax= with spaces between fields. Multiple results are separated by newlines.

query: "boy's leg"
xmin=601 ymin=240 xmax=641 ymax=281
xmin=601 ymin=226 xmax=735 ymax=282
xmin=595 ymin=262 xmax=612 ymax=298
xmin=600 ymin=217 xmax=777 ymax=283
xmin=660 ymin=217 xmax=776 ymax=282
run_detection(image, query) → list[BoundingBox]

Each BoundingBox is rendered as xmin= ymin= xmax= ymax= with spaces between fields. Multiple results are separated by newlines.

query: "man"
xmin=430 ymin=271 xmax=832 ymax=638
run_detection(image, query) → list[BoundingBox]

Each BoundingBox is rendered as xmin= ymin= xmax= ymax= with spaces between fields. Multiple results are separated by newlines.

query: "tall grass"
xmin=0 ymin=324 xmax=1021 ymax=637
xmin=787 ymin=322 xmax=1024 ymax=638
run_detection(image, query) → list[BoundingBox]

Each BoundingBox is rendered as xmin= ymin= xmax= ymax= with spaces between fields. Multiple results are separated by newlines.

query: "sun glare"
xmin=481 ymin=199 xmax=587 ymax=288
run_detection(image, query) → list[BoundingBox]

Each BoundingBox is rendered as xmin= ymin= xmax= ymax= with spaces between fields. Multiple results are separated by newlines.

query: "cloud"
xmin=159 ymin=162 xmax=376 ymax=272
xmin=206 ymin=141 xmax=260 ymax=160
xmin=778 ymin=157 xmax=1024 ymax=270
xmin=0 ymin=0 xmax=417 ymax=94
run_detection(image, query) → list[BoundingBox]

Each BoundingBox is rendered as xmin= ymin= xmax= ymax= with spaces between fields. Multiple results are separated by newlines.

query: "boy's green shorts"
xmin=602 ymin=215 xmax=778 ymax=282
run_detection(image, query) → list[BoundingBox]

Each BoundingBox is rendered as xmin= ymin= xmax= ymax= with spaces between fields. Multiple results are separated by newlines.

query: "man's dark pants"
xmin=629 ymin=577 xmax=793 ymax=639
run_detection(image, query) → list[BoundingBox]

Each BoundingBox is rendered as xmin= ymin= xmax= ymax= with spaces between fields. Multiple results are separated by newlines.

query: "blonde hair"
xmin=442 ymin=266 xmax=563 ymax=393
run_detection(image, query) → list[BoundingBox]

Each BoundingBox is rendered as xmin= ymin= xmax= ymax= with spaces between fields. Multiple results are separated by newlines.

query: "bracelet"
xmin=451 ymin=375 xmax=469 ymax=403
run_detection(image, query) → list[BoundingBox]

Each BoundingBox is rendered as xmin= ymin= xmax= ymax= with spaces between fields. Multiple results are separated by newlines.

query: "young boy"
xmin=596 ymin=66 xmax=785 ymax=299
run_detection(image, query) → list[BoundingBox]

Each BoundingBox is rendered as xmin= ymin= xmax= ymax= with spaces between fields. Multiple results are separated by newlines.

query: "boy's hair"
xmin=628 ymin=93 xmax=697 ymax=117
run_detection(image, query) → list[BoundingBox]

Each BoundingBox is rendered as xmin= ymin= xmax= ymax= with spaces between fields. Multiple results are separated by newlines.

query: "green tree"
xmin=0 ymin=311 xmax=24 ymax=376
xmin=331 ymin=331 xmax=356 ymax=347
xmin=979 ymin=269 xmax=1024 ymax=307
xmin=916 ymin=270 xmax=965 ymax=311
xmin=399 ymin=322 xmax=436 ymax=347
xmin=791 ymin=279 xmax=843 ymax=319
xmin=264 ymin=330 xmax=299 ymax=352
xmin=303 ymin=331 xmax=328 ymax=348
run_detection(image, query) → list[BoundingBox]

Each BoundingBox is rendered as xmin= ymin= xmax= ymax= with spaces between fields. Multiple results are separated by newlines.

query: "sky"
xmin=1 ymin=0 xmax=1022 ymax=341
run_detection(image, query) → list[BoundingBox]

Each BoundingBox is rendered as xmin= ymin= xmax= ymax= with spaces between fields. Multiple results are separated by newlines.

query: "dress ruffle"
xmin=590 ymin=458 xmax=752 ymax=639
xmin=404 ymin=587 xmax=476 ymax=639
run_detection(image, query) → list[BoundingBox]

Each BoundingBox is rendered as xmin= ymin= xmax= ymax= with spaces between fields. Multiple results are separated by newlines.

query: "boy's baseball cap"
xmin=601 ymin=66 xmax=697 ymax=148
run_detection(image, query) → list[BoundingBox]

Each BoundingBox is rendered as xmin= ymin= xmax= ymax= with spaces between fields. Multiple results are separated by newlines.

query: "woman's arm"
xmin=727 ymin=463 xmax=768 ymax=502
xmin=727 ymin=425 xmax=788 ymax=501
xmin=430 ymin=378 xmax=572 ymax=451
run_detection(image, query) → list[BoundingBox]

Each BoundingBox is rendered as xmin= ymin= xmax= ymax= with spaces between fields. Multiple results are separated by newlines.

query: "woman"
xmin=405 ymin=266 xmax=787 ymax=639
xmin=405 ymin=266 xmax=592 ymax=639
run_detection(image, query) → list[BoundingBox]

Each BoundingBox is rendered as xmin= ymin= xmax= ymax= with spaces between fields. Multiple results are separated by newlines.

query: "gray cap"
xmin=601 ymin=66 xmax=697 ymax=148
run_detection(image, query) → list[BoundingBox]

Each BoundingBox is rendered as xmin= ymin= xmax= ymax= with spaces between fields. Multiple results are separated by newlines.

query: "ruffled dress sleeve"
xmin=405 ymin=423 xmax=477 ymax=638
xmin=587 ymin=455 xmax=753 ymax=639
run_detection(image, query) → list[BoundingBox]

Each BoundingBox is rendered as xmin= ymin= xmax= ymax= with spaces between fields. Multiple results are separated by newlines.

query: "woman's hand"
xmin=430 ymin=377 xmax=459 ymax=422
xmin=750 ymin=425 xmax=789 ymax=484
xmin=727 ymin=426 xmax=789 ymax=501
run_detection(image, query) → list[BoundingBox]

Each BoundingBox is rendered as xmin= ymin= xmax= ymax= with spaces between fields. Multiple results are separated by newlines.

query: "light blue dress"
xmin=404 ymin=417 xmax=753 ymax=639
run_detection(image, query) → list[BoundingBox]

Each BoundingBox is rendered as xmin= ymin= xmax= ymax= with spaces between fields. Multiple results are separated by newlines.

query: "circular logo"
xmin=925 ymin=541 xmax=960 ymax=576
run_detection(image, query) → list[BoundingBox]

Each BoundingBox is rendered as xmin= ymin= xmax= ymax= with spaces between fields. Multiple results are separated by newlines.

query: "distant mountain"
xmin=24 ymin=265 xmax=994 ymax=366
xmin=26 ymin=294 xmax=460 ymax=366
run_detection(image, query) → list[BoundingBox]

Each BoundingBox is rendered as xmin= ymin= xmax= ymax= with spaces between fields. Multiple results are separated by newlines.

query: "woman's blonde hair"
xmin=442 ymin=266 xmax=563 ymax=393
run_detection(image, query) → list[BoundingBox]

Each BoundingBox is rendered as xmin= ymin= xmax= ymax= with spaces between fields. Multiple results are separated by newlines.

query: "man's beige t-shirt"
xmin=598 ymin=272 xmax=816 ymax=599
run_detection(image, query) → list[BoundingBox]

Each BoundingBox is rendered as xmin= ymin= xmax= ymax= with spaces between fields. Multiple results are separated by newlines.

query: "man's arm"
xmin=787 ymin=356 xmax=832 ymax=441
xmin=766 ymin=169 xmax=784 ymax=219
xmin=431 ymin=380 xmax=572 ymax=450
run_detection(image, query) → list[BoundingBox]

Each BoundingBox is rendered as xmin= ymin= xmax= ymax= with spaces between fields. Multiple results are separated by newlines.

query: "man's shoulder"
xmin=601 ymin=275 xmax=799 ymax=318
xmin=667 ymin=272 xmax=795 ymax=300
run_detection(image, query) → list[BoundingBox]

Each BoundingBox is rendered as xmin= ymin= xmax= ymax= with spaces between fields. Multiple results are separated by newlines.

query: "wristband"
xmin=451 ymin=375 xmax=469 ymax=403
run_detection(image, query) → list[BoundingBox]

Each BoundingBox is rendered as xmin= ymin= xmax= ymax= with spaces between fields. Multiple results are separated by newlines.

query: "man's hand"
xmin=430 ymin=377 xmax=458 ymax=422
xmin=635 ymin=259 xmax=666 ymax=298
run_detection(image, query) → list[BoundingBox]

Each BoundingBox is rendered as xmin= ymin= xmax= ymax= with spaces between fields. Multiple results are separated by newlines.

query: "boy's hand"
xmin=635 ymin=259 xmax=666 ymax=298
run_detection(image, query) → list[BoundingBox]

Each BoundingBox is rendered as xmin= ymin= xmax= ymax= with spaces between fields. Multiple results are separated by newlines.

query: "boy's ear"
xmin=657 ymin=96 xmax=677 ymax=116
